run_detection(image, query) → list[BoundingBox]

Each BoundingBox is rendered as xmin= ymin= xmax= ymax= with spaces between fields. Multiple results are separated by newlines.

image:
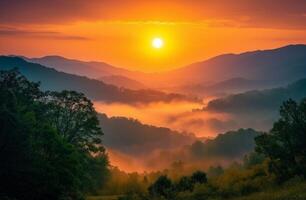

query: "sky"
xmin=1 ymin=0 xmax=306 ymax=72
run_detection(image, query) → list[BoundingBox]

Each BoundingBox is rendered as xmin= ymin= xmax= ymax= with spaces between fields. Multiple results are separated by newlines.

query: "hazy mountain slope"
xmin=205 ymin=78 xmax=306 ymax=114
xmin=21 ymin=45 xmax=306 ymax=92
xmin=24 ymin=55 xmax=148 ymax=89
xmin=99 ymin=75 xmax=147 ymax=90
xmin=99 ymin=111 xmax=261 ymax=168
xmin=164 ymin=44 xmax=306 ymax=85
xmin=25 ymin=55 xmax=123 ymax=78
xmin=170 ymin=78 xmax=282 ymax=97
xmin=0 ymin=56 xmax=199 ymax=104
xmin=144 ymin=128 xmax=262 ymax=170
xmin=98 ymin=114 xmax=196 ymax=155
xmin=189 ymin=128 xmax=261 ymax=159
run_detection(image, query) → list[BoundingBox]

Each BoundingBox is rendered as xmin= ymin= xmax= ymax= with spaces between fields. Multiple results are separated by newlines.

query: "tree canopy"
xmin=0 ymin=69 xmax=109 ymax=200
xmin=255 ymin=98 xmax=306 ymax=181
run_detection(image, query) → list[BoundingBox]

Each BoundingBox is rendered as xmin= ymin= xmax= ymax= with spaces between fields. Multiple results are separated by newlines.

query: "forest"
xmin=1 ymin=69 xmax=306 ymax=200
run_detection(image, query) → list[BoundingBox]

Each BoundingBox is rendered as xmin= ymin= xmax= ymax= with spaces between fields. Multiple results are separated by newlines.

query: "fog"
xmin=94 ymin=99 xmax=275 ymax=172
xmin=107 ymin=147 xmax=230 ymax=173
xmin=94 ymin=100 xmax=233 ymax=138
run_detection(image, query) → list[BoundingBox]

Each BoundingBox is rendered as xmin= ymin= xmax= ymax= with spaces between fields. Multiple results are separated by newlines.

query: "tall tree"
xmin=0 ymin=69 xmax=108 ymax=200
xmin=148 ymin=175 xmax=175 ymax=199
xmin=255 ymin=98 xmax=306 ymax=181
xmin=42 ymin=90 xmax=104 ymax=154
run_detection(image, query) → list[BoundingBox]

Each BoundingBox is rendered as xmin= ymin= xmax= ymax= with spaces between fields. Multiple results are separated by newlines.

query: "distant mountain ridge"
xmin=189 ymin=128 xmax=261 ymax=159
xmin=15 ymin=44 xmax=306 ymax=95
xmin=98 ymin=75 xmax=147 ymax=90
xmin=205 ymin=78 xmax=306 ymax=114
xmin=24 ymin=55 xmax=128 ymax=78
xmin=0 ymin=56 xmax=199 ymax=104
xmin=99 ymin=113 xmax=196 ymax=155
xmin=166 ymin=44 xmax=306 ymax=85
xmin=23 ymin=55 xmax=147 ymax=90
xmin=169 ymin=77 xmax=282 ymax=97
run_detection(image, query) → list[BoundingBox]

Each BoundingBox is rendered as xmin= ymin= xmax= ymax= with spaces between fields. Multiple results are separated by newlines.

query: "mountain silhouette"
xmin=19 ymin=45 xmax=306 ymax=94
xmin=99 ymin=114 xmax=196 ymax=155
xmin=0 ymin=56 xmax=199 ymax=104
xmin=23 ymin=55 xmax=147 ymax=90
xmin=205 ymin=78 xmax=306 ymax=114
xmin=166 ymin=44 xmax=306 ymax=86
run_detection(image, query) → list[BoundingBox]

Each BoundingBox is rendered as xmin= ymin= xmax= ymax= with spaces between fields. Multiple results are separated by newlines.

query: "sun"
xmin=152 ymin=37 xmax=164 ymax=49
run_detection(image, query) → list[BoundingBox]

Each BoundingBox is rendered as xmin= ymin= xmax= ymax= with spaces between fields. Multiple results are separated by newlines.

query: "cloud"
xmin=1 ymin=0 xmax=306 ymax=29
xmin=0 ymin=27 xmax=90 ymax=40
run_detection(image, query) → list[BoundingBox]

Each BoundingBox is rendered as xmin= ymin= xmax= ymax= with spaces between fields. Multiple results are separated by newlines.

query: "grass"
xmin=87 ymin=181 xmax=306 ymax=200
xmin=87 ymin=195 xmax=122 ymax=200
xmin=229 ymin=181 xmax=306 ymax=200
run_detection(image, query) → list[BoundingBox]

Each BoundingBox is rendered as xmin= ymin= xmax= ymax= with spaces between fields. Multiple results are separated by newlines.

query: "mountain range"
xmin=0 ymin=56 xmax=198 ymax=104
xmin=23 ymin=55 xmax=147 ymax=90
xmin=205 ymin=78 xmax=306 ymax=114
xmin=166 ymin=44 xmax=306 ymax=84
xmin=20 ymin=44 xmax=306 ymax=96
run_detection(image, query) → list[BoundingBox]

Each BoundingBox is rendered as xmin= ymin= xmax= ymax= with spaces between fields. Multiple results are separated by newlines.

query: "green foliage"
xmin=189 ymin=129 xmax=261 ymax=160
xmin=227 ymin=180 xmax=306 ymax=200
xmin=99 ymin=167 xmax=150 ymax=196
xmin=242 ymin=152 xmax=265 ymax=169
xmin=176 ymin=176 xmax=194 ymax=192
xmin=43 ymin=90 xmax=104 ymax=154
xmin=191 ymin=171 xmax=207 ymax=185
xmin=255 ymin=98 xmax=306 ymax=181
xmin=212 ymin=162 xmax=272 ymax=198
xmin=0 ymin=69 xmax=109 ymax=200
xmin=148 ymin=176 xmax=175 ymax=200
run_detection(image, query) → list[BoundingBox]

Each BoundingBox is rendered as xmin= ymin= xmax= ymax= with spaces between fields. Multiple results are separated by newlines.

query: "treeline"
xmin=0 ymin=69 xmax=109 ymax=200
xmin=116 ymin=98 xmax=306 ymax=200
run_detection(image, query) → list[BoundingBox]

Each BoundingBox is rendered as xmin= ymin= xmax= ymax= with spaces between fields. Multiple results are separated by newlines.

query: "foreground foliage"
xmin=0 ymin=69 xmax=109 ymax=200
xmin=229 ymin=179 xmax=306 ymax=200
xmin=255 ymin=98 xmax=306 ymax=181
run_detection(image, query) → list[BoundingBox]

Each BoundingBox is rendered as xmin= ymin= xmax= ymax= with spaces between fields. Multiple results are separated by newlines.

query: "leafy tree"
xmin=42 ymin=90 xmax=104 ymax=154
xmin=148 ymin=175 xmax=175 ymax=199
xmin=243 ymin=152 xmax=265 ymax=169
xmin=255 ymin=98 xmax=306 ymax=181
xmin=176 ymin=176 xmax=194 ymax=192
xmin=191 ymin=171 xmax=207 ymax=185
xmin=0 ymin=69 xmax=109 ymax=199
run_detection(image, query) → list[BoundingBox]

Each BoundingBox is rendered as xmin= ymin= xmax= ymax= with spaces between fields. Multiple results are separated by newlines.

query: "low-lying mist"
xmin=94 ymin=100 xmax=275 ymax=172
xmin=94 ymin=100 xmax=273 ymax=138
xmin=106 ymin=128 xmax=260 ymax=173
xmin=94 ymin=100 xmax=229 ymax=138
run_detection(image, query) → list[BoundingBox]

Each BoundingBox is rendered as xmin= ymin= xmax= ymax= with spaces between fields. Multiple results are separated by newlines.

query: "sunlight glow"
xmin=152 ymin=38 xmax=164 ymax=48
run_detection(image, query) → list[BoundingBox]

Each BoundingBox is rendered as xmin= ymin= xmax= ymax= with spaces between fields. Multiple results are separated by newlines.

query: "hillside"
xmin=98 ymin=75 xmax=147 ymax=90
xmin=170 ymin=78 xmax=281 ymax=97
xmin=99 ymin=114 xmax=196 ymax=156
xmin=24 ymin=55 xmax=147 ymax=89
xmin=167 ymin=44 xmax=306 ymax=85
xmin=0 ymin=56 xmax=199 ymax=104
xmin=205 ymin=78 xmax=306 ymax=114
xmin=184 ymin=128 xmax=261 ymax=162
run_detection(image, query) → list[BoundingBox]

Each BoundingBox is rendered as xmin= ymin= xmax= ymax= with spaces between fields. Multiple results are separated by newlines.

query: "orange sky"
xmin=1 ymin=0 xmax=306 ymax=72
